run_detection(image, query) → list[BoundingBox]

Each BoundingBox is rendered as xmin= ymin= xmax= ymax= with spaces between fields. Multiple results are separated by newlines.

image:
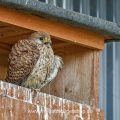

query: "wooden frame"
xmin=0 ymin=6 xmax=104 ymax=49
xmin=0 ymin=6 xmax=104 ymax=106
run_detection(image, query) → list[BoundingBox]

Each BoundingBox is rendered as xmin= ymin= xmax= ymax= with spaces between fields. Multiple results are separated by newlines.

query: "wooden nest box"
xmin=0 ymin=5 xmax=105 ymax=106
xmin=2 ymin=2 xmax=118 ymax=119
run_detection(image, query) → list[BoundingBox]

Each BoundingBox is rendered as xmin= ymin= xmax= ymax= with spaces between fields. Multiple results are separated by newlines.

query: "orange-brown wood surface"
xmin=0 ymin=7 xmax=101 ymax=105
xmin=0 ymin=53 xmax=8 ymax=80
xmin=90 ymin=51 xmax=99 ymax=106
xmin=41 ymin=44 xmax=99 ymax=105
xmin=0 ymin=41 xmax=99 ymax=105
xmin=0 ymin=81 xmax=104 ymax=120
xmin=0 ymin=6 xmax=104 ymax=49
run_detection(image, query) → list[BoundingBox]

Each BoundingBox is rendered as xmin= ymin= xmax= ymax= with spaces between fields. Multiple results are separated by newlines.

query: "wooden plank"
xmin=0 ymin=42 xmax=11 ymax=50
xmin=0 ymin=32 xmax=33 ymax=45
xmin=41 ymin=44 xmax=94 ymax=104
xmin=0 ymin=53 xmax=8 ymax=80
xmin=90 ymin=51 xmax=99 ymax=107
xmin=0 ymin=81 xmax=104 ymax=120
xmin=0 ymin=37 xmax=100 ymax=105
xmin=0 ymin=6 xmax=104 ymax=49
xmin=0 ymin=27 xmax=32 ymax=39
xmin=0 ymin=21 xmax=9 ymax=27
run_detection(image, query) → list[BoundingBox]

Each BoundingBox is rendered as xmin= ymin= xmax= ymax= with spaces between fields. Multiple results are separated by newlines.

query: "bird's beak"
xmin=44 ymin=37 xmax=51 ymax=48
xmin=44 ymin=37 xmax=49 ymax=43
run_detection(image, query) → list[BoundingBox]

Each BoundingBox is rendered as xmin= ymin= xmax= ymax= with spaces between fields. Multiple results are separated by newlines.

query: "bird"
xmin=5 ymin=31 xmax=63 ymax=93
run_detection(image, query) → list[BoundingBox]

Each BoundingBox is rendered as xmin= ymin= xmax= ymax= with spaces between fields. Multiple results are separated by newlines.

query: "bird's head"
xmin=29 ymin=31 xmax=52 ymax=47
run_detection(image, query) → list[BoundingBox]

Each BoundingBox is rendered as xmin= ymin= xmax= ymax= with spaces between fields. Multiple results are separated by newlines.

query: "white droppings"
xmin=87 ymin=106 xmax=91 ymax=120
xmin=44 ymin=94 xmax=48 ymax=120
xmin=24 ymin=89 xmax=32 ymax=103
xmin=37 ymin=105 xmax=40 ymax=118
xmin=80 ymin=104 xmax=84 ymax=120
xmin=27 ymin=90 xmax=32 ymax=104
xmin=0 ymin=81 xmax=3 ymax=89
xmin=44 ymin=109 xmax=48 ymax=120
xmin=17 ymin=87 xmax=19 ymax=98
xmin=64 ymin=113 xmax=68 ymax=120
xmin=24 ymin=89 xmax=27 ymax=102
xmin=13 ymin=86 xmax=16 ymax=99
xmin=44 ymin=94 xmax=46 ymax=107
xmin=59 ymin=98 xmax=63 ymax=111
xmin=53 ymin=97 xmax=55 ymax=105
xmin=59 ymin=98 xmax=61 ymax=106
xmin=49 ymin=94 xmax=51 ymax=108
xmin=29 ymin=91 xmax=33 ymax=104
xmin=40 ymin=107 xmax=42 ymax=112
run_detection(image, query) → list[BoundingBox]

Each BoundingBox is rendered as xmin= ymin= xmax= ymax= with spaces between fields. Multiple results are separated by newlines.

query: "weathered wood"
xmin=0 ymin=53 xmax=8 ymax=80
xmin=41 ymin=44 xmax=95 ymax=104
xmin=0 ymin=32 xmax=33 ymax=45
xmin=0 ymin=26 xmax=32 ymax=39
xmin=0 ymin=38 xmax=100 ymax=105
xmin=0 ymin=6 xmax=104 ymax=49
xmin=0 ymin=81 xmax=104 ymax=120
xmin=90 ymin=51 xmax=99 ymax=107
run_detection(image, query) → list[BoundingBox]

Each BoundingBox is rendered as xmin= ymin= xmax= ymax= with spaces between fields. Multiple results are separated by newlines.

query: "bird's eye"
xmin=39 ymin=37 xmax=43 ymax=40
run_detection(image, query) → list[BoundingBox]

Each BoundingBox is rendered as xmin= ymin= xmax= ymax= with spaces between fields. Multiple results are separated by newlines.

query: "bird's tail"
xmin=54 ymin=55 xmax=64 ymax=70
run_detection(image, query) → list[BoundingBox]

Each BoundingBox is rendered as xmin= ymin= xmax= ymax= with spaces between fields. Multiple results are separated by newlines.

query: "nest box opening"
xmin=0 ymin=21 xmax=99 ymax=105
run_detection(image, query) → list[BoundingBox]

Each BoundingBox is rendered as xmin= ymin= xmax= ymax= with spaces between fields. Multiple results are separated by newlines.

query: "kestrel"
xmin=5 ymin=31 xmax=63 ymax=91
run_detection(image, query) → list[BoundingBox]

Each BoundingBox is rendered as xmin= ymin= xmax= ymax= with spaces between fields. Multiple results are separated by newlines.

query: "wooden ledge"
xmin=0 ymin=6 xmax=104 ymax=49
xmin=0 ymin=81 xmax=103 ymax=119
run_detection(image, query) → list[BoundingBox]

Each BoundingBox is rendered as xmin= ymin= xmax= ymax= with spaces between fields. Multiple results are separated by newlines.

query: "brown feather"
xmin=5 ymin=31 xmax=63 ymax=90
xmin=5 ymin=39 xmax=41 ymax=85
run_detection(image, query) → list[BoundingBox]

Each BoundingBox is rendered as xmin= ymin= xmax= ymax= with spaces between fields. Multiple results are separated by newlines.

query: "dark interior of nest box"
xmin=0 ymin=21 xmax=99 ymax=105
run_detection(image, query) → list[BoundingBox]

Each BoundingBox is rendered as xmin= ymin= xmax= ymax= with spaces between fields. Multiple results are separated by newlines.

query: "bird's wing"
xmin=21 ymin=45 xmax=55 ymax=89
xmin=46 ymin=55 xmax=63 ymax=81
xmin=5 ymin=39 xmax=41 ymax=85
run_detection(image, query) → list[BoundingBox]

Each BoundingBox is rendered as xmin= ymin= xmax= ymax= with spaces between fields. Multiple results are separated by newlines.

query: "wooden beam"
xmin=0 ymin=32 xmax=33 ymax=45
xmin=90 ymin=51 xmax=99 ymax=106
xmin=41 ymin=44 xmax=95 ymax=104
xmin=0 ymin=6 xmax=104 ymax=49
xmin=0 ymin=42 xmax=10 ymax=54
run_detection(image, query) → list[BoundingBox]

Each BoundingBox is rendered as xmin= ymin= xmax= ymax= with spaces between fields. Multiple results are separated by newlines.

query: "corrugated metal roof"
xmin=0 ymin=0 xmax=120 ymax=38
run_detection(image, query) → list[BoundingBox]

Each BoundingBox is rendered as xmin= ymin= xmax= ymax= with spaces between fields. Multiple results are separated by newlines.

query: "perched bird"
xmin=5 ymin=31 xmax=63 ymax=92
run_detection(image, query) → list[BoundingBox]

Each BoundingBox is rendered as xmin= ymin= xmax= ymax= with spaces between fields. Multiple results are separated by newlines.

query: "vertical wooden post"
xmin=90 ymin=51 xmax=99 ymax=106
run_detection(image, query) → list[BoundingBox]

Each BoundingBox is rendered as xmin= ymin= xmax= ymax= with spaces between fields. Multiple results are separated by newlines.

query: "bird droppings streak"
xmin=44 ymin=94 xmax=48 ymax=120
xmin=59 ymin=98 xmax=63 ymax=111
xmin=0 ymin=81 xmax=3 ymax=89
xmin=13 ymin=86 xmax=16 ymax=99
xmin=80 ymin=104 xmax=84 ymax=120
xmin=25 ymin=89 xmax=32 ymax=104
xmin=0 ymin=81 xmax=103 ymax=119
xmin=87 ymin=106 xmax=91 ymax=120
xmin=37 ymin=105 xmax=40 ymax=118
xmin=53 ymin=97 xmax=55 ymax=105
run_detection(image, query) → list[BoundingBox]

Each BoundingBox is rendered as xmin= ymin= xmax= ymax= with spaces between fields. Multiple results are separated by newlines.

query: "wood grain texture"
xmin=0 ymin=6 xmax=104 ymax=49
xmin=90 ymin=51 xmax=99 ymax=107
xmin=0 ymin=22 xmax=33 ymax=45
xmin=0 ymin=53 xmax=8 ymax=80
xmin=0 ymin=38 xmax=100 ymax=105
xmin=0 ymin=81 xmax=104 ymax=120
xmin=41 ymin=44 xmax=95 ymax=104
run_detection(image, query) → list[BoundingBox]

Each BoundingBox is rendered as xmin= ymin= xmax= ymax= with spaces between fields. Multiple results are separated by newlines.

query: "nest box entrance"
xmin=0 ymin=6 xmax=105 ymax=107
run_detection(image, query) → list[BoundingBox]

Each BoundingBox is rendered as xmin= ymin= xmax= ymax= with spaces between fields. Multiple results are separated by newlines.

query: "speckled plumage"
xmin=5 ymin=32 xmax=63 ymax=90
